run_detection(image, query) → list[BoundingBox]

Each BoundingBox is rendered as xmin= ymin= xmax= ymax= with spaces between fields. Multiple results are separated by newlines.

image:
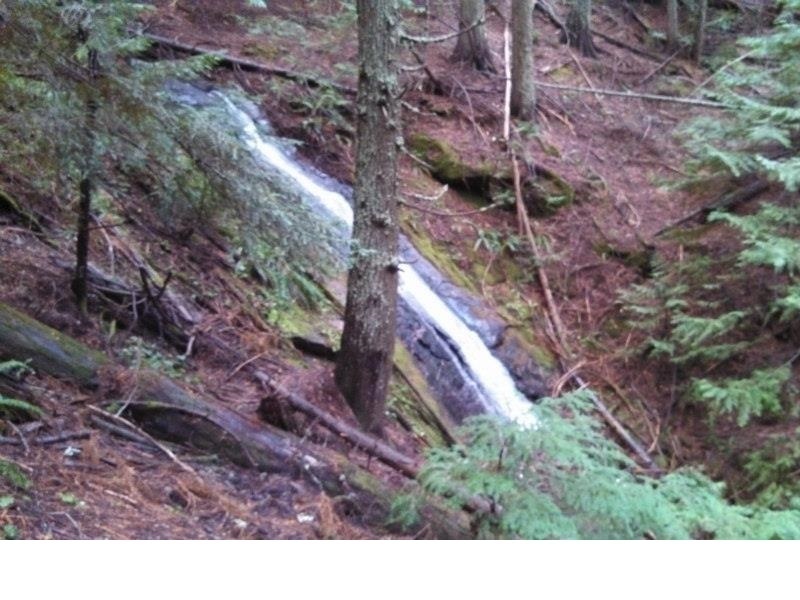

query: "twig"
xmin=533 ymin=81 xmax=728 ymax=108
xmin=225 ymin=351 xmax=270 ymax=382
xmin=638 ymin=49 xmax=681 ymax=86
xmin=655 ymin=180 xmax=769 ymax=236
xmin=502 ymin=22 xmax=512 ymax=141
xmin=511 ymin=155 xmax=571 ymax=353
xmin=141 ymin=32 xmax=356 ymax=95
xmin=400 ymin=15 xmax=486 ymax=45
xmin=0 ymin=430 xmax=91 ymax=446
xmin=7 ymin=422 xmax=29 ymax=454
xmin=591 ymin=29 xmax=663 ymax=62
xmin=576 ymin=374 xmax=660 ymax=471
xmin=567 ymin=48 xmax=606 ymax=111
xmin=690 ymin=49 xmax=755 ymax=96
xmin=400 ymin=198 xmax=504 ymax=218
xmin=88 ymin=406 xmax=199 ymax=476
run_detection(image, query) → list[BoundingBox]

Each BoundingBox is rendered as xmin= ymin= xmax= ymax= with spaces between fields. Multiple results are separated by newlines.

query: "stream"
xmin=189 ymin=87 xmax=544 ymax=428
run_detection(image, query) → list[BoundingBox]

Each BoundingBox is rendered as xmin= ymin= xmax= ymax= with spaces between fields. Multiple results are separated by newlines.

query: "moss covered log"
xmin=0 ymin=303 xmax=107 ymax=386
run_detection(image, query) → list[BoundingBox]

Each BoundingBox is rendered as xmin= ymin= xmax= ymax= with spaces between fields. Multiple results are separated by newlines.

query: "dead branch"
xmin=655 ymin=179 xmax=770 ymax=236
xmin=254 ymin=371 xmax=420 ymax=479
xmin=0 ymin=430 xmax=91 ymax=446
xmin=534 ymin=81 xmax=728 ymax=108
xmin=400 ymin=15 xmax=485 ymax=45
xmin=141 ymin=32 xmax=356 ymax=95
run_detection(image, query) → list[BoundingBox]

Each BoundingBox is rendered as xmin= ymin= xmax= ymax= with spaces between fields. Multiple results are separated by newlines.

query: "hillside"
xmin=0 ymin=0 xmax=797 ymax=539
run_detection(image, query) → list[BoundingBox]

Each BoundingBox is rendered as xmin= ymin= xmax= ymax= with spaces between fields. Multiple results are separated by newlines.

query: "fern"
xmin=410 ymin=391 xmax=800 ymax=539
xmin=0 ymin=396 xmax=44 ymax=420
xmin=690 ymin=367 xmax=790 ymax=426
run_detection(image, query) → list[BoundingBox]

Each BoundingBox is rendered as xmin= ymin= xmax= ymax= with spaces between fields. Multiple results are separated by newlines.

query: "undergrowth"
xmin=394 ymin=391 xmax=800 ymax=539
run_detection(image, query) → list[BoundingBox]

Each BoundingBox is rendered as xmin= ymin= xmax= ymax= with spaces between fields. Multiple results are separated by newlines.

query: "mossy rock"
xmin=593 ymin=241 xmax=655 ymax=277
xmin=407 ymin=133 xmax=502 ymax=193
xmin=401 ymin=217 xmax=478 ymax=295
xmin=519 ymin=168 xmax=575 ymax=217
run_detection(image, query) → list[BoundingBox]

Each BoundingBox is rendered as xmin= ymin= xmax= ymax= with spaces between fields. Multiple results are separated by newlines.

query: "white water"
xmin=221 ymin=96 xmax=537 ymax=427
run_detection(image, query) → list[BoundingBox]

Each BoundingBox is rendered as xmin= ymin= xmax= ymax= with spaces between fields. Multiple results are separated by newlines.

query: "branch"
xmin=255 ymin=371 xmax=420 ymax=479
xmin=655 ymin=179 xmax=770 ymax=236
xmin=0 ymin=430 xmax=91 ymax=446
xmin=400 ymin=16 xmax=485 ymax=45
xmin=141 ymin=32 xmax=356 ymax=95
xmin=534 ymin=81 xmax=728 ymax=108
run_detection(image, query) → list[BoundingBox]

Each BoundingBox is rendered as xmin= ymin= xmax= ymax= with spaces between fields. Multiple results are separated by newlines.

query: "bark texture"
xmin=511 ymin=0 xmax=536 ymax=120
xmin=335 ymin=0 xmax=401 ymax=432
xmin=72 ymin=45 xmax=99 ymax=313
xmin=667 ymin=0 xmax=680 ymax=51
xmin=451 ymin=0 xmax=495 ymax=72
xmin=562 ymin=0 xmax=598 ymax=58
xmin=693 ymin=0 xmax=708 ymax=63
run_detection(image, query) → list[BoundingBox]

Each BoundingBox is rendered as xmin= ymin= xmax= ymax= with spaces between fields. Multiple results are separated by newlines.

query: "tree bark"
xmin=510 ymin=0 xmax=536 ymax=120
xmin=562 ymin=0 xmax=598 ymax=58
xmin=693 ymin=0 xmax=708 ymax=63
xmin=72 ymin=45 xmax=99 ymax=314
xmin=335 ymin=0 xmax=401 ymax=432
xmin=451 ymin=0 xmax=495 ymax=72
xmin=666 ymin=0 xmax=680 ymax=52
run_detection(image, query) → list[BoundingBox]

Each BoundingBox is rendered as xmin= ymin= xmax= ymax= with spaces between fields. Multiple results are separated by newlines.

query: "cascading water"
xmin=216 ymin=93 xmax=538 ymax=428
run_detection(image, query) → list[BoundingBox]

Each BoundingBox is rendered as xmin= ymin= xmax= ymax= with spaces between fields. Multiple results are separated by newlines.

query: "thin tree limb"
xmin=534 ymin=81 xmax=728 ymax=108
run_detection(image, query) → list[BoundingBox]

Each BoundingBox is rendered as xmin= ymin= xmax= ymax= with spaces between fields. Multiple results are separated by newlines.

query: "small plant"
xmin=0 ymin=360 xmax=42 ymax=422
xmin=0 ymin=460 xmax=30 ymax=491
xmin=119 ymin=337 xmax=186 ymax=379
xmin=742 ymin=430 xmax=800 ymax=510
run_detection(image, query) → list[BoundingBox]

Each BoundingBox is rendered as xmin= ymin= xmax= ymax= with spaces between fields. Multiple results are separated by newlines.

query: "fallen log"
xmin=0 ymin=301 xmax=468 ymax=538
xmin=0 ymin=303 xmax=104 ymax=387
xmin=142 ymin=33 xmax=356 ymax=96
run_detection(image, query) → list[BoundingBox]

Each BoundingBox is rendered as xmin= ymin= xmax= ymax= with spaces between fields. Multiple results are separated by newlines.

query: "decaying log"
xmin=0 ymin=303 xmax=105 ymax=387
xmin=142 ymin=33 xmax=356 ymax=96
xmin=254 ymin=370 xmax=421 ymax=479
xmin=0 ymin=301 xmax=469 ymax=538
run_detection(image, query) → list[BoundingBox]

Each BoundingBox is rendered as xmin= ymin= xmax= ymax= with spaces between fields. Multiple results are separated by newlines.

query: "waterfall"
xmin=218 ymin=94 xmax=538 ymax=428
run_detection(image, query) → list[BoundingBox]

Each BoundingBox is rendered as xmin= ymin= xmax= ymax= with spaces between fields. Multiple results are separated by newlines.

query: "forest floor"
xmin=0 ymin=0 xmax=782 ymax=538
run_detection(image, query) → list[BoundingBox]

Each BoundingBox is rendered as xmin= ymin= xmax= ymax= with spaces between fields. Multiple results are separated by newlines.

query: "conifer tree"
xmin=335 ymin=0 xmax=401 ymax=432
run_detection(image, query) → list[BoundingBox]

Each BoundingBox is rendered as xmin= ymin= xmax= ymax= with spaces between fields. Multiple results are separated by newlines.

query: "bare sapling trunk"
xmin=667 ymin=0 xmax=680 ymax=51
xmin=562 ymin=0 xmax=598 ymax=58
xmin=693 ymin=0 xmax=708 ymax=63
xmin=510 ymin=0 xmax=536 ymax=120
xmin=335 ymin=0 xmax=401 ymax=432
xmin=451 ymin=0 xmax=495 ymax=72
xmin=72 ymin=42 xmax=99 ymax=315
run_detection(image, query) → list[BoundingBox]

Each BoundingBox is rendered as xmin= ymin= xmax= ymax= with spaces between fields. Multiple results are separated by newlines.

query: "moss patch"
xmin=407 ymin=132 xmax=501 ymax=191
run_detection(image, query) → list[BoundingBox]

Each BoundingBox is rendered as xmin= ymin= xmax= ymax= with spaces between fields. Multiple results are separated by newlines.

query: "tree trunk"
xmin=335 ymin=0 xmax=401 ymax=433
xmin=510 ymin=0 xmax=536 ymax=120
xmin=666 ymin=0 xmax=680 ymax=51
xmin=562 ymin=0 xmax=598 ymax=58
xmin=451 ymin=0 xmax=495 ymax=72
xmin=72 ymin=45 xmax=99 ymax=314
xmin=693 ymin=0 xmax=708 ymax=63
